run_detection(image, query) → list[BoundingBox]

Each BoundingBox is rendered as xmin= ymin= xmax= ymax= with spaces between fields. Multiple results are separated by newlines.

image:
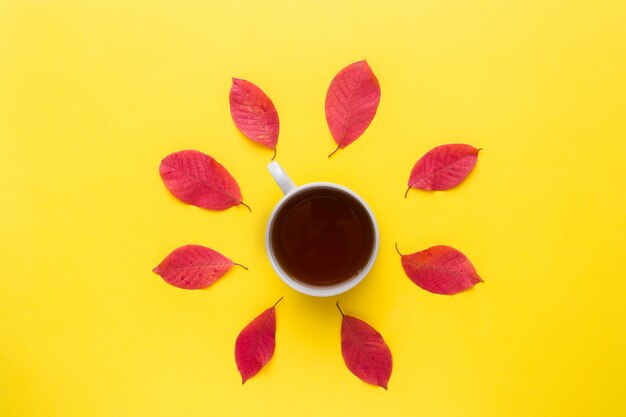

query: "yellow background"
xmin=1 ymin=1 xmax=625 ymax=416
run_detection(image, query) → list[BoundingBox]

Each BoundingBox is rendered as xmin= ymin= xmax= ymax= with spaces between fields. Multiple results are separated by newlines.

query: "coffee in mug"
xmin=266 ymin=162 xmax=379 ymax=297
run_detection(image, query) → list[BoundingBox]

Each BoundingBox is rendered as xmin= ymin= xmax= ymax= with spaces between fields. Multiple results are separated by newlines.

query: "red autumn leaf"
xmin=405 ymin=144 xmax=480 ymax=195
xmin=153 ymin=245 xmax=246 ymax=290
xmin=235 ymin=297 xmax=283 ymax=384
xmin=159 ymin=150 xmax=250 ymax=211
xmin=325 ymin=60 xmax=381 ymax=157
xmin=396 ymin=244 xmax=483 ymax=295
xmin=229 ymin=78 xmax=279 ymax=159
xmin=337 ymin=303 xmax=392 ymax=390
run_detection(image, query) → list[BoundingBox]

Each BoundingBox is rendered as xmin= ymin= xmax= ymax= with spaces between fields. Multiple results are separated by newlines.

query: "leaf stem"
xmin=328 ymin=144 xmax=340 ymax=158
xmin=336 ymin=302 xmax=344 ymax=317
xmin=404 ymin=186 xmax=411 ymax=199
xmin=394 ymin=242 xmax=404 ymax=257
xmin=271 ymin=147 xmax=277 ymax=161
xmin=240 ymin=201 xmax=252 ymax=212
xmin=233 ymin=263 xmax=248 ymax=270
xmin=273 ymin=296 xmax=284 ymax=308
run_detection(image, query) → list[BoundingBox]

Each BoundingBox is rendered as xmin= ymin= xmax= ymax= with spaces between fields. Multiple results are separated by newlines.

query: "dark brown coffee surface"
xmin=270 ymin=187 xmax=375 ymax=286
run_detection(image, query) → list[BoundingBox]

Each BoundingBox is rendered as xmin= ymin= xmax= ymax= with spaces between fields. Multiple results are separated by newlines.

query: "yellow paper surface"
xmin=1 ymin=1 xmax=625 ymax=416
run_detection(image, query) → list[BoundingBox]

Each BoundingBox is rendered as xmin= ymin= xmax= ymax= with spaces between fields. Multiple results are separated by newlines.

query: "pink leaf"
xmin=153 ymin=245 xmax=245 ymax=290
xmin=235 ymin=297 xmax=283 ymax=384
xmin=397 ymin=244 xmax=483 ymax=295
xmin=230 ymin=78 xmax=279 ymax=159
xmin=406 ymin=144 xmax=480 ymax=195
xmin=159 ymin=150 xmax=250 ymax=211
xmin=325 ymin=60 xmax=381 ymax=157
xmin=337 ymin=303 xmax=392 ymax=390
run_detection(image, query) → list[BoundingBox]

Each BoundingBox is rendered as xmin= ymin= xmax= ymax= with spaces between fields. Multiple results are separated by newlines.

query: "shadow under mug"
xmin=265 ymin=161 xmax=380 ymax=297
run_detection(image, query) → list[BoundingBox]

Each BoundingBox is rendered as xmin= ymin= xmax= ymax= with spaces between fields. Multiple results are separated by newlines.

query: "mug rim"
xmin=265 ymin=182 xmax=379 ymax=297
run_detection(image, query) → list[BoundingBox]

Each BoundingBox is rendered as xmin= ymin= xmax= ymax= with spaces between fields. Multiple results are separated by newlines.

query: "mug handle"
xmin=268 ymin=161 xmax=297 ymax=195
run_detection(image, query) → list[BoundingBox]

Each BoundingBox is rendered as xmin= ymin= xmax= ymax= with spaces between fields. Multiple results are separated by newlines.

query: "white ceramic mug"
xmin=265 ymin=161 xmax=379 ymax=297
